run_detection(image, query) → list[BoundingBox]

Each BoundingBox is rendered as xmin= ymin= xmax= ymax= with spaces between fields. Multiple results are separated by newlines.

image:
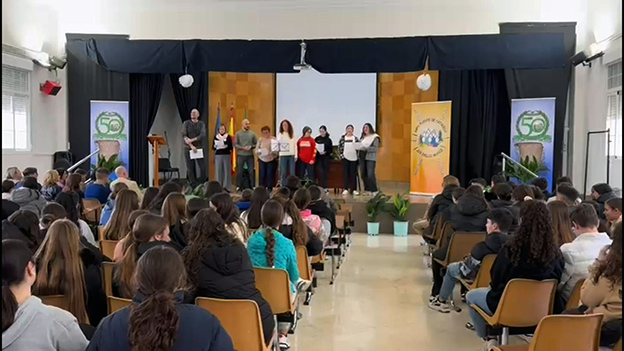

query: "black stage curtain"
xmin=129 ymin=74 xmax=165 ymax=187
xmin=439 ymin=70 xmax=511 ymax=185
xmin=169 ymin=72 xmax=208 ymax=122
xmin=499 ymin=23 xmax=576 ymax=179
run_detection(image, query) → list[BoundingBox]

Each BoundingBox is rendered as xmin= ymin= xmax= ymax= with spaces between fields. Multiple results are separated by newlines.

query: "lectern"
xmin=147 ymin=135 xmax=166 ymax=187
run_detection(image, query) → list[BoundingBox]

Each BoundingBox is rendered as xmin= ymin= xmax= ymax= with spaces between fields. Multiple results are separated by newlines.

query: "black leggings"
xmin=316 ymin=156 xmax=330 ymax=188
xmin=343 ymin=159 xmax=358 ymax=192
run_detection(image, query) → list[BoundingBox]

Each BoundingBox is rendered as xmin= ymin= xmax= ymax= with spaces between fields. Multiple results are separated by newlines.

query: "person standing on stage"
xmin=359 ymin=123 xmax=380 ymax=195
xmin=234 ymin=119 xmax=258 ymax=191
xmin=339 ymin=124 xmax=359 ymax=195
xmin=297 ymin=126 xmax=317 ymax=181
xmin=314 ymin=125 xmax=333 ymax=189
xmin=257 ymin=126 xmax=278 ymax=190
xmin=182 ymin=109 xmax=207 ymax=187
xmin=278 ymin=119 xmax=297 ymax=187
xmin=213 ymin=124 xmax=233 ymax=191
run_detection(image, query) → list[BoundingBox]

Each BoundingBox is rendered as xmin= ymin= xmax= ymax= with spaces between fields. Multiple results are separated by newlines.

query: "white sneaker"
xmin=342 ymin=190 xmax=349 ymax=195
xmin=353 ymin=190 xmax=359 ymax=195
xmin=427 ymin=296 xmax=451 ymax=313
xmin=482 ymin=339 xmax=499 ymax=351
xmin=279 ymin=335 xmax=291 ymax=350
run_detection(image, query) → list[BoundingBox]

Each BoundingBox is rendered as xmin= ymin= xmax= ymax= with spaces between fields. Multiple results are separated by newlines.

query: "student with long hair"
xmin=183 ymin=209 xmax=275 ymax=345
xmin=113 ymin=214 xmax=175 ymax=298
xmin=213 ymin=124 xmax=234 ymax=191
xmin=359 ymin=123 xmax=380 ymax=194
xmin=102 ymin=189 xmax=139 ymax=240
xmin=186 ymin=198 xmax=209 ymax=220
xmin=604 ymin=197 xmax=622 ymax=231
xmin=162 ymin=193 xmax=188 ymax=249
xmin=338 ymin=124 xmax=360 ymax=195
xmin=87 ymin=246 xmax=233 ymax=351
xmin=274 ymin=195 xmax=323 ymax=257
xmin=139 ymin=187 xmax=159 ymax=210
xmin=146 ymin=182 xmax=182 ymax=214
xmin=203 ymin=180 xmax=223 ymax=199
xmin=466 ymin=201 xmax=564 ymax=350
xmin=548 ymin=200 xmax=575 ymax=246
xmin=278 ymin=119 xmax=297 ymax=187
xmin=241 ymin=186 xmax=270 ymax=230
xmin=292 ymin=188 xmax=328 ymax=244
xmin=296 ymin=126 xmax=317 ymax=181
xmin=314 ymin=125 xmax=333 ymax=188
xmin=112 ymin=210 xmax=149 ymax=262
xmin=209 ymin=192 xmax=248 ymax=244
xmin=55 ymin=187 xmax=97 ymax=247
xmin=2 ymin=239 xmax=88 ymax=350
xmin=41 ymin=169 xmax=63 ymax=202
xmin=2 ymin=210 xmax=42 ymax=253
xmin=99 ymin=182 xmax=129 ymax=227
xmin=40 ymin=203 xmax=67 ymax=233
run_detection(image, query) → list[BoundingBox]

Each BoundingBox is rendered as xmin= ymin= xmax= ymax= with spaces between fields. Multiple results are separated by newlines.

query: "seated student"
xmin=55 ymin=189 xmax=98 ymax=247
xmin=55 ymin=168 xmax=68 ymax=188
xmin=285 ymin=175 xmax=301 ymax=199
xmin=485 ymin=174 xmax=506 ymax=202
xmin=40 ymin=170 xmax=63 ymax=202
xmin=99 ymin=182 xmax=129 ymax=227
xmin=11 ymin=177 xmax=46 ymax=216
xmin=246 ymin=199 xmax=308 ymax=350
xmin=605 ymin=197 xmax=622 ymax=232
xmin=547 ymin=176 xmax=574 ymax=203
xmin=162 ymin=192 xmax=188 ymax=250
xmin=2 ymin=239 xmax=88 ymax=351
xmin=84 ymin=168 xmax=111 ymax=204
xmin=307 ymin=185 xmax=337 ymax=234
xmin=579 ymin=221 xmax=622 ymax=348
xmin=548 ymin=201 xmax=575 ymax=246
xmin=113 ymin=213 xmax=176 ymax=298
xmin=33 ymin=219 xmax=107 ymax=327
xmin=235 ymin=189 xmax=252 ymax=212
xmin=418 ymin=175 xmax=460 ymax=238
xmin=139 ymin=186 xmax=159 ymax=210
xmin=183 ymin=209 xmax=275 ymax=346
xmin=466 ymin=200 xmax=564 ymax=350
xmin=490 ymin=183 xmax=513 ymax=209
xmin=2 ymin=179 xmax=15 ymax=200
xmin=293 ymin=188 xmax=328 ymax=244
xmin=203 ymin=180 xmax=224 ymax=199
xmin=87 ymin=245 xmax=233 ymax=351
xmin=22 ymin=167 xmax=41 ymax=191
xmin=273 ymin=187 xmax=291 ymax=200
xmin=112 ymin=210 xmax=149 ymax=262
xmin=241 ymin=186 xmax=270 ymax=230
xmin=2 ymin=210 xmax=43 ymax=253
xmin=581 ymin=200 xmax=612 ymax=234
xmin=187 ymin=197 xmax=209 ymax=219
xmin=274 ymin=196 xmax=324 ymax=257
xmin=146 ymin=182 xmax=182 ymax=214
xmin=169 ymin=178 xmax=190 ymax=195
xmin=429 ymin=208 xmax=513 ymax=312
xmin=109 ymin=166 xmax=143 ymax=202
xmin=591 ymin=183 xmax=617 ymax=220
xmin=102 ymin=189 xmax=139 ymax=241
xmin=470 ymin=178 xmax=487 ymax=190
xmin=558 ymin=204 xmax=613 ymax=302
xmin=209 ymin=193 xmax=248 ymax=244
xmin=556 ymin=183 xmax=581 ymax=207
xmin=530 ymin=185 xmax=546 ymax=201
xmin=531 ymin=177 xmax=551 ymax=199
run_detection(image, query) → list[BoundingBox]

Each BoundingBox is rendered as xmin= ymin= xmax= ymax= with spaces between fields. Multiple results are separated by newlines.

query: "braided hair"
xmin=260 ymin=200 xmax=284 ymax=267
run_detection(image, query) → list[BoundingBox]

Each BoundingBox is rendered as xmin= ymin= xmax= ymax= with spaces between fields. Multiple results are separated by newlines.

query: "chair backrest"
xmin=493 ymin=279 xmax=558 ymax=327
xmin=614 ymin=338 xmax=623 ymax=351
xmin=83 ymin=199 xmax=102 ymax=223
xmin=444 ymin=232 xmax=487 ymax=264
xmin=429 ymin=216 xmax=445 ymax=240
xmin=566 ymin=278 xmax=586 ymax=310
xmin=253 ymin=267 xmax=293 ymax=314
xmin=529 ymin=314 xmax=603 ymax=351
xmin=97 ymin=226 xmax=105 ymax=241
xmin=99 ymin=240 xmax=118 ymax=260
xmin=296 ymin=246 xmax=313 ymax=281
xmin=472 ymin=254 xmax=497 ymax=289
xmin=196 ymin=297 xmax=267 ymax=351
xmin=321 ymin=219 xmax=331 ymax=237
xmin=39 ymin=295 xmax=69 ymax=311
xmin=108 ymin=296 xmax=132 ymax=314
xmin=436 ymin=221 xmax=454 ymax=248
xmin=336 ymin=215 xmax=345 ymax=230
xmin=101 ymin=262 xmax=115 ymax=297
xmin=158 ymin=158 xmax=172 ymax=171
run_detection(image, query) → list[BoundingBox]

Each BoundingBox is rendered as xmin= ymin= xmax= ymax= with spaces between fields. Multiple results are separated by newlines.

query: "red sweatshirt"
xmin=297 ymin=137 xmax=317 ymax=164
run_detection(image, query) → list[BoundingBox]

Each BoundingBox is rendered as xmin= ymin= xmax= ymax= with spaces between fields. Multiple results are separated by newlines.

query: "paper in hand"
xmin=214 ymin=140 xmax=225 ymax=149
xmin=316 ymin=144 xmax=325 ymax=153
xmin=190 ymin=148 xmax=204 ymax=159
xmin=278 ymin=141 xmax=290 ymax=152
xmin=271 ymin=139 xmax=279 ymax=152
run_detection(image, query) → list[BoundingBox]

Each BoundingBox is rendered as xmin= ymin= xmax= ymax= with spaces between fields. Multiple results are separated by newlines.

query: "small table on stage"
xmin=147 ymin=135 xmax=166 ymax=187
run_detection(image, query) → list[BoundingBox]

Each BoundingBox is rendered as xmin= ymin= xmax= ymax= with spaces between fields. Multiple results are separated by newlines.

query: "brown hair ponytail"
xmin=129 ymin=246 xmax=185 ymax=351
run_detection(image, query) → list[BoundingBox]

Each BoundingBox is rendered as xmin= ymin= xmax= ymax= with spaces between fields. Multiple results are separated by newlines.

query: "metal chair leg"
xmin=501 ymin=327 xmax=509 ymax=345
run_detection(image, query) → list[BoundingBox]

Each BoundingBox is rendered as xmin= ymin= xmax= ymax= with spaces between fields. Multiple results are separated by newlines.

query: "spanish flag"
xmin=229 ymin=103 xmax=236 ymax=173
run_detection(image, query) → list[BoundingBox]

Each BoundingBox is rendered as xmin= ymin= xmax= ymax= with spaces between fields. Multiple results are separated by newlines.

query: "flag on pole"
xmin=229 ymin=103 xmax=236 ymax=174
xmin=215 ymin=104 xmax=221 ymax=135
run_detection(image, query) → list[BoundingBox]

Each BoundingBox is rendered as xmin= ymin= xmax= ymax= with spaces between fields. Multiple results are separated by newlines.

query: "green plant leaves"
xmin=366 ymin=192 xmax=389 ymax=222
xmin=91 ymin=154 xmax=125 ymax=172
xmin=388 ymin=192 xmax=410 ymax=221
xmin=504 ymin=155 xmax=549 ymax=184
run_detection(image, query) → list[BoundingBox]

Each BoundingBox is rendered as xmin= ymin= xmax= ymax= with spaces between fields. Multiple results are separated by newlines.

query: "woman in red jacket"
xmin=297 ymin=126 xmax=317 ymax=181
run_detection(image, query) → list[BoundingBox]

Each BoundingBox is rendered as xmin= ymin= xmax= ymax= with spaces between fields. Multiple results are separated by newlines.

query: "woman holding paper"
xmin=257 ymin=125 xmax=279 ymax=190
xmin=339 ymin=124 xmax=359 ymax=195
xmin=278 ymin=119 xmax=297 ymax=186
xmin=213 ymin=124 xmax=233 ymax=190
xmin=359 ymin=123 xmax=380 ymax=194
xmin=314 ymin=125 xmax=333 ymax=189
xmin=297 ymin=126 xmax=317 ymax=181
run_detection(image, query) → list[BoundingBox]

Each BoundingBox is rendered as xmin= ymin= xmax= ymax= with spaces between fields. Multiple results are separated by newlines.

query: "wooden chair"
xmin=422 ymin=215 xmax=444 ymax=243
xmin=196 ymin=297 xmax=275 ymax=351
xmin=492 ymin=314 xmax=604 ymax=351
xmin=108 ymin=296 xmax=132 ymax=314
xmin=296 ymin=246 xmax=314 ymax=305
xmin=253 ymin=267 xmax=298 ymax=333
xmin=470 ymin=279 xmax=558 ymax=345
xmin=102 ymin=262 xmax=115 ymax=297
xmin=99 ymin=240 xmax=118 ymax=260
xmin=97 ymin=226 xmax=105 ymax=241
xmin=460 ymin=254 xmax=497 ymax=290
xmin=614 ymin=339 xmax=622 ymax=351
xmin=566 ymin=278 xmax=586 ymax=310
xmin=433 ymin=221 xmax=454 ymax=251
xmin=39 ymin=295 xmax=69 ymax=311
xmin=83 ymin=199 xmax=103 ymax=223
xmin=434 ymin=232 xmax=486 ymax=267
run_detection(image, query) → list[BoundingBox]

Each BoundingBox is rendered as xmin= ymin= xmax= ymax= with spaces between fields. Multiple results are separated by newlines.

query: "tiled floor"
xmin=291 ymin=234 xmax=489 ymax=351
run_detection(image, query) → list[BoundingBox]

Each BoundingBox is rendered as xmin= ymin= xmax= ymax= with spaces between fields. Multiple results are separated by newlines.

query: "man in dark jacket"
xmin=429 ymin=208 xmax=512 ymax=312
xmin=418 ymin=175 xmax=460 ymax=239
xmin=308 ymin=185 xmax=336 ymax=234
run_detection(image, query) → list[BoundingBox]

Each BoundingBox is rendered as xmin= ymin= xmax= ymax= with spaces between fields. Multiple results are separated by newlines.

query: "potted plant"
xmin=388 ymin=193 xmax=410 ymax=236
xmin=91 ymin=154 xmax=124 ymax=173
xmin=365 ymin=192 xmax=388 ymax=236
xmin=504 ymin=155 xmax=548 ymax=184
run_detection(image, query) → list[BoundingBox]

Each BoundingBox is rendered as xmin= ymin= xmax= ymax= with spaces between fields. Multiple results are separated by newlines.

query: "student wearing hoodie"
xmin=183 ymin=209 xmax=275 ymax=346
xmin=314 ymin=125 xmax=333 ymax=188
xmin=10 ymin=177 xmax=46 ymax=217
xmin=429 ymin=208 xmax=512 ymax=312
xmin=2 ymin=239 xmax=88 ymax=351
xmin=297 ymin=126 xmax=317 ymax=181
xmin=591 ymin=183 xmax=617 ymax=220
xmin=307 ymin=185 xmax=336 ymax=235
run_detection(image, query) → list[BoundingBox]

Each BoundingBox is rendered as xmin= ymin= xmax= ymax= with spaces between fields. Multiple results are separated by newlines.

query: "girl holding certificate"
xmin=314 ymin=125 xmax=333 ymax=188
xmin=256 ymin=126 xmax=279 ymax=190
xmin=359 ymin=123 xmax=380 ymax=194
xmin=213 ymin=124 xmax=233 ymax=190
xmin=278 ymin=119 xmax=297 ymax=186
xmin=338 ymin=124 xmax=359 ymax=195
xmin=297 ymin=126 xmax=317 ymax=181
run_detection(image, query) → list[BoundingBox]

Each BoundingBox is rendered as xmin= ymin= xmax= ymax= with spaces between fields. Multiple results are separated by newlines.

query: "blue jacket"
xmin=99 ymin=199 xmax=115 ymax=227
xmin=85 ymin=183 xmax=111 ymax=204
xmin=86 ymin=293 xmax=233 ymax=351
xmin=247 ymin=228 xmax=300 ymax=292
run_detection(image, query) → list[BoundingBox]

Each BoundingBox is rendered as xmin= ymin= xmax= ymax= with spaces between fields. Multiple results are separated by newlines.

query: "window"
xmin=2 ymin=65 xmax=31 ymax=150
xmin=606 ymin=61 xmax=622 ymax=157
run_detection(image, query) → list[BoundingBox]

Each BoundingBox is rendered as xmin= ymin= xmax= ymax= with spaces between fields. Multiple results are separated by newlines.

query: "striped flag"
xmin=214 ymin=104 xmax=221 ymax=135
xmin=229 ymin=103 xmax=236 ymax=173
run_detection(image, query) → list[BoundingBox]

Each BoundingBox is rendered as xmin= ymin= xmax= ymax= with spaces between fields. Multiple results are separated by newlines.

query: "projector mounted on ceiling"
xmin=293 ymin=41 xmax=311 ymax=71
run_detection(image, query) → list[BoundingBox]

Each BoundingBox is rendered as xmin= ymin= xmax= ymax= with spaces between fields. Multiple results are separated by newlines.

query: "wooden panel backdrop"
xmin=207 ymin=72 xmax=276 ymax=181
xmin=377 ymin=71 xmax=439 ymax=183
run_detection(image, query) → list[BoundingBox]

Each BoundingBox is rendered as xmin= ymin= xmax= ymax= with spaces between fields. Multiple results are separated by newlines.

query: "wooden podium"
xmin=148 ymin=135 xmax=166 ymax=187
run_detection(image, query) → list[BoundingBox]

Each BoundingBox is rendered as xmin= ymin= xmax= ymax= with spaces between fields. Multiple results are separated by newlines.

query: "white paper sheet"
xmin=214 ymin=140 xmax=225 ymax=149
xmin=271 ymin=139 xmax=279 ymax=152
xmin=278 ymin=141 xmax=290 ymax=152
xmin=316 ymin=144 xmax=325 ymax=153
xmin=190 ymin=148 xmax=204 ymax=159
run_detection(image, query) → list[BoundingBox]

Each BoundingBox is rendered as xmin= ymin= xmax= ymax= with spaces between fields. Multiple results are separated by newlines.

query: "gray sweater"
xmin=234 ymin=130 xmax=258 ymax=156
xmin=2 ymin=296 xmax=88 ymax=351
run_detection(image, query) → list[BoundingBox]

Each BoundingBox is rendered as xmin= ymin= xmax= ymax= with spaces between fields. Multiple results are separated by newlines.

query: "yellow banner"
xmin=410 ymin=101 xmax=452 ymax=195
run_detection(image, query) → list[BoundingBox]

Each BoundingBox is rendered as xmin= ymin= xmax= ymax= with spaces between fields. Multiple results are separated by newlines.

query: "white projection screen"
xmin=276 ymin=69 xmax=377 ymax=140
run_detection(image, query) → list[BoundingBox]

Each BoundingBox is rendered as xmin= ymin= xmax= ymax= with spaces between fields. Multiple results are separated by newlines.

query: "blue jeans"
xmin=439 ymin=262 xmax=463 ymax=301
xmin=279 ymin=156 xmax=295 ymax=186
xmin=466 ymin=288 xmax=493 ymax=339
xmin=259 ymin=160 xmax=276 ymax=190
